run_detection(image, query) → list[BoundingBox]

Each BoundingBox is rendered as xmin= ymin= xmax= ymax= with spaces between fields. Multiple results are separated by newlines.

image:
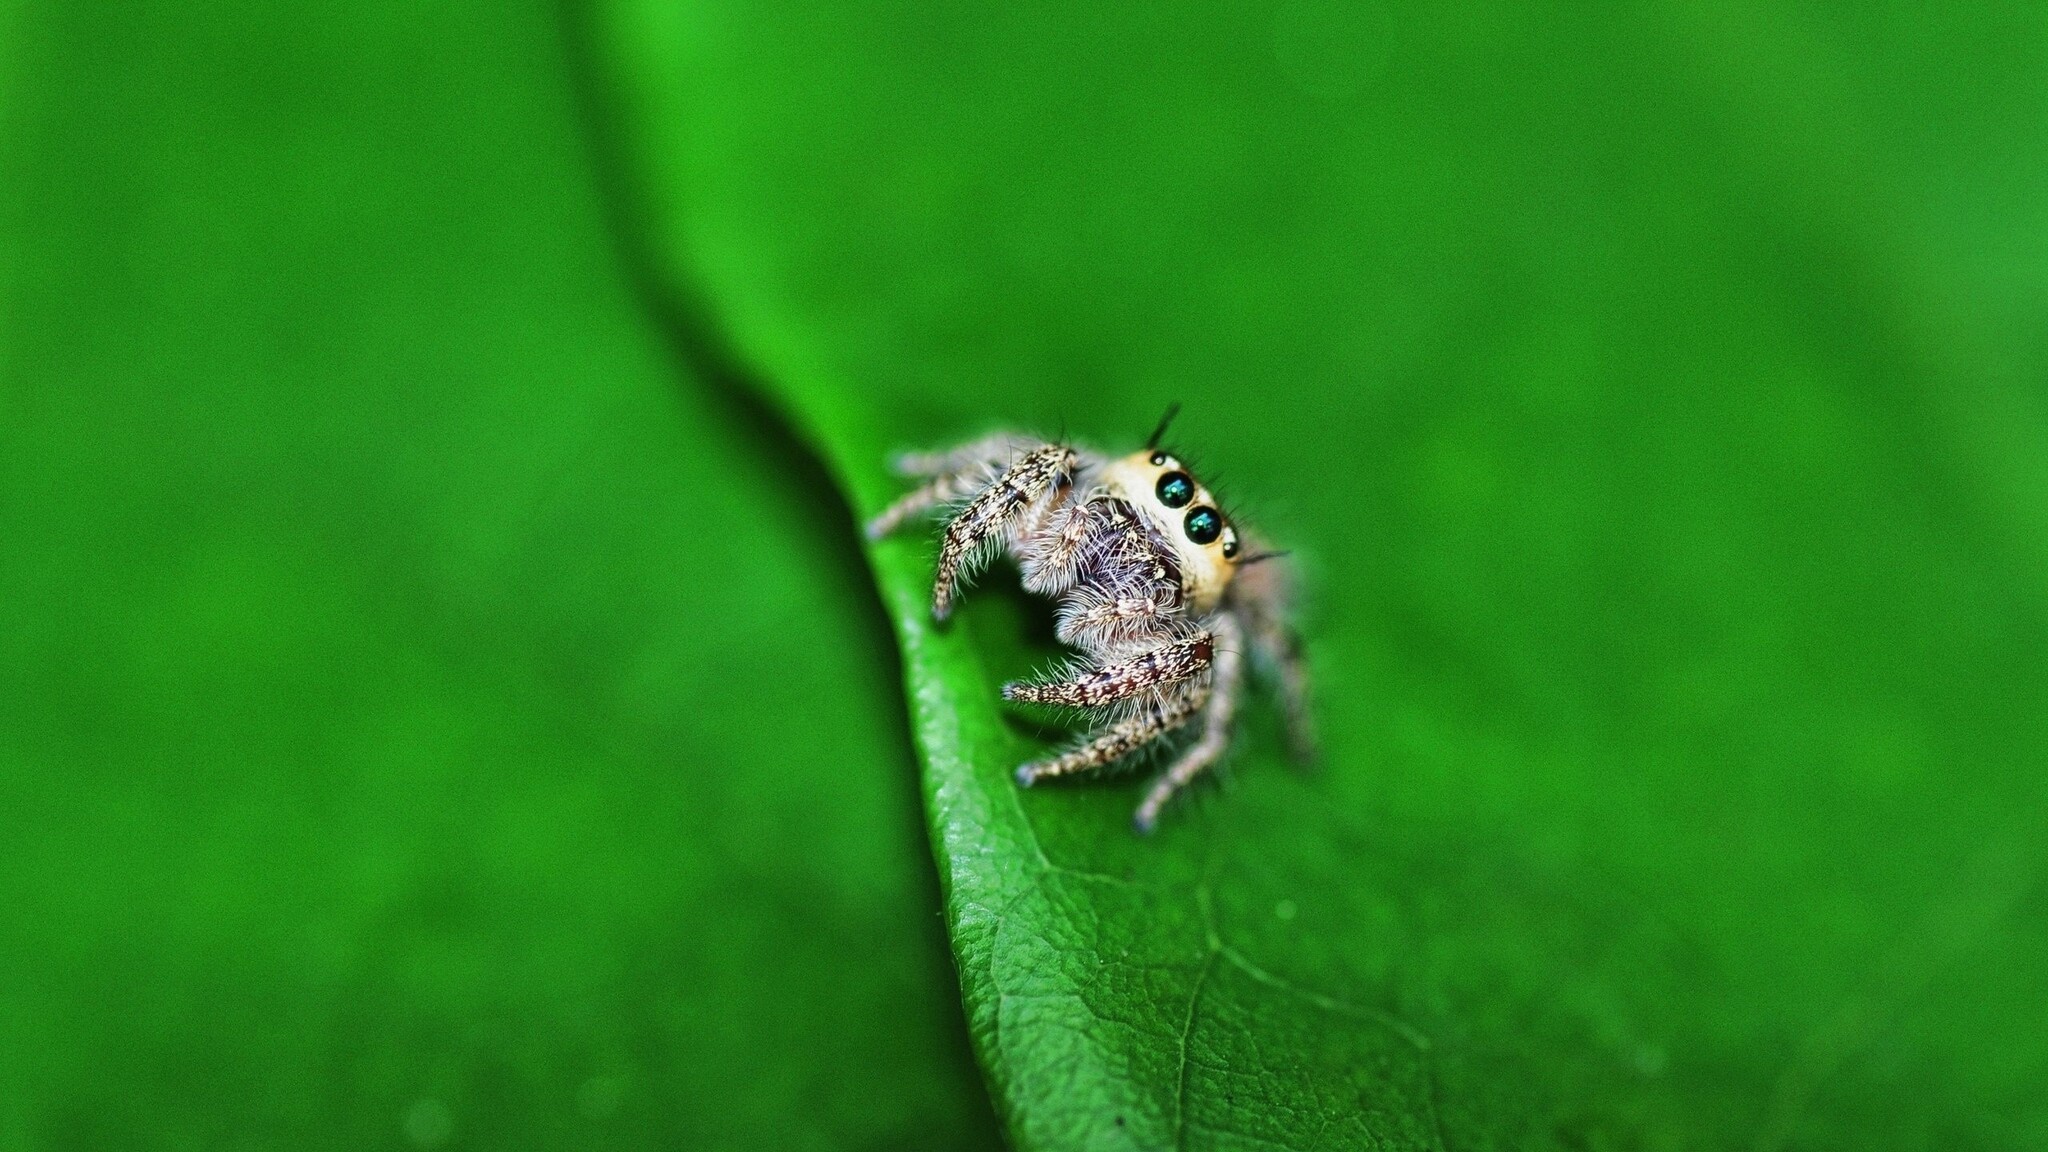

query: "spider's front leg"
xmin=863 ymin=433 xmax=1036 ymax=542
xmin=1014 ymin=685 xmax=1208 ymax=787
xmin=864 ymin=439 xmax=1077 ymax=620
xmin=1011 ymin=617 xmax=1243 ymax=831
xmin=926 ymin=443 xmax=1075 ymax=620
xmin=1008 ymin=627 xmax=1226 ymax=829
xmin=1000 ymin=632 xmax=1214 ymax=707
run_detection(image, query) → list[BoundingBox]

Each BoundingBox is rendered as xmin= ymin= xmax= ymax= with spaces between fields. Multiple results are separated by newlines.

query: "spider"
xmin=865 ymin=406 xmax=1314 ymax=831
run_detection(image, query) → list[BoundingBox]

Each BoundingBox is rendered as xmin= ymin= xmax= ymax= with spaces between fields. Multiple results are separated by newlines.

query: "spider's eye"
xmin=1222 ymin=531 xmax=1240 ymax=560
xmin=1156 ymin=470 xmax=1195 ymax=508
xmin=1184 ymin=506 xmax=1222 ymax=545
xmin=1149 ymin=451 xmax=1168 ymax=466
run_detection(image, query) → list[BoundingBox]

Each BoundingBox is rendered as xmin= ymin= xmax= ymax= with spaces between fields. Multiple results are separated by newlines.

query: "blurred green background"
xmin=0 ymin=1 xmax=995 ymax=1148
xmin=6 ymin=0 xmax=2048 ymax=1149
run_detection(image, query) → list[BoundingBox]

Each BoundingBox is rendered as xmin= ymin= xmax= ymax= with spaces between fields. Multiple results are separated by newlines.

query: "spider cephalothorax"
xmin=866 ymin=409 xmax=1313 ymax=831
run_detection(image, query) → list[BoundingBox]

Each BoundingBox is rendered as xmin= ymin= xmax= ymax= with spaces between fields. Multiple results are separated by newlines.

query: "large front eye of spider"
xmin=1155 ymin=470 xmax=1194 ymax=508
xmin=1184 ymin=506 xmax=1223 ymax=545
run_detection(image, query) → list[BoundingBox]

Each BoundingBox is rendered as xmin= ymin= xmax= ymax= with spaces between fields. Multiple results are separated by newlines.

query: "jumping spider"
xmin=866 ymin=407 xmax=1313 ymax=831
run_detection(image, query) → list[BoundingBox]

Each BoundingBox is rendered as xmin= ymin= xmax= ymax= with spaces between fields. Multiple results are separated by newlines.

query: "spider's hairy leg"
xmin=1134 ymin=612 xmax=1245 ymax=832
xmin=930 ymin=443 xmax=1075 ymax=620
xmin=865 ymin=468 xmax=988 ymax=542
xmin=1013 ymin=498 xmax=1096 ymax=597
xmin=889 ymin=433 xmax=1036 ymax=478
xmin=1014 ymin=684 xmax=1208 ymax=786
xmin=1001 ymin=632 xmax=1213 ymax=708
xmin=1055 ymin=589 xmax=1171 ymax=650
xmin=1266 ymin=627 xmax=1316 ymax=762
xmin=865 ymin=433 xmax=1041 ymax=541
xmin=1228 ymin=553 xmax=1317 ymax=761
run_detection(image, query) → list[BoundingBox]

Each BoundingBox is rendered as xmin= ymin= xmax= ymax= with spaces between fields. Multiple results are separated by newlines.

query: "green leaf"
xmin=0 ymin=2 xmax=995 ymax=1148
xmin=598 ymin=1 xmax=2048 ymax=1147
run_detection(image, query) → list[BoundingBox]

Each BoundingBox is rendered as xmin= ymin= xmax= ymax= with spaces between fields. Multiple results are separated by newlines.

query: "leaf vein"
xmin=1173 ymin=949 xmax=1220 ymax=1152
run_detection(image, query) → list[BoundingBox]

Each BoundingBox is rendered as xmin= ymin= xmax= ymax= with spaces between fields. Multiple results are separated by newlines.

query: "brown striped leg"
xmin=1014 ymin=685 xmax=1208 ymax=786
xmin=1001 ymin=632 xmax=1213 ymax=708
xmin=1054 ymin=591 xmax=1172 ymax=649
xmin=929 ymin=443 xmax=1074 ymax=620
xmin=1134 ymin=613 xmax=1245 ymax=832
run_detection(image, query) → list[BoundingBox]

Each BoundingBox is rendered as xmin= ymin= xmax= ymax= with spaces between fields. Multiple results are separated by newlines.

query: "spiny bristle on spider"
xmin=1145 ymin=401 xmax=1182 ymax=450
xmin=1237 ymin=549 xmax=1291 ymax=567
